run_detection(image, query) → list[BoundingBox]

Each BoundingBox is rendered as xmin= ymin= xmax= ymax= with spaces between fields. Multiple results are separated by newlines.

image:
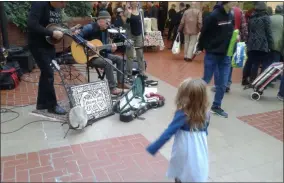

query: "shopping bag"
xmin=232 ymin=42 xmax=247 ymax=68
xmin=227 ymin=29 xmax=239 ymax=56
xmin=172 ymin=33 xmax=180 ymax=55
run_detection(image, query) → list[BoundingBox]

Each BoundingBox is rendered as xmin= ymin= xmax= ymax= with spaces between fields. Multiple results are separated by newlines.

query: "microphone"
xmin=106 ymin=21 xmax=115 ymax=29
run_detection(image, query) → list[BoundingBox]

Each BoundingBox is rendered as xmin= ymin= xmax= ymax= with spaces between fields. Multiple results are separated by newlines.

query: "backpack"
xmin=0 ymin=66 xmax=20 ymax=90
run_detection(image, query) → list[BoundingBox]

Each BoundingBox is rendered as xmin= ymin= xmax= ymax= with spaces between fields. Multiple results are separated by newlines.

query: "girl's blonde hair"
xmin=175 ymin=78 xmax=209 ymax=129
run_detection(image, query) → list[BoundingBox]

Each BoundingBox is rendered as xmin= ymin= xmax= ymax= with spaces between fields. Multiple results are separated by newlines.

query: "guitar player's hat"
xmin=97 ymin=11 xmax=111 ymax=20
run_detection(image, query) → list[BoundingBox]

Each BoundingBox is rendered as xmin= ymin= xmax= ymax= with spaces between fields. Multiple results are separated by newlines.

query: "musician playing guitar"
xmin=27 ymin=2 xmax=68 ymax=115
xmin=77 ymin=11 xmax=130 ymax=95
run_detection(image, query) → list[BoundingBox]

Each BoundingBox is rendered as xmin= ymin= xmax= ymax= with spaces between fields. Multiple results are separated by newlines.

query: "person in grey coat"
xmin=242 ymin=2 xmax=273 ymax=86
xmin=269 ymin=5 xmax=284 ymax=63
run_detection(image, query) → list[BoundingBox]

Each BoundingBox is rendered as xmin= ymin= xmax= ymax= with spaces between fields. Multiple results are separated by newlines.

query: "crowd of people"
xmin=167 ymin=2 xmax=283 ymax=118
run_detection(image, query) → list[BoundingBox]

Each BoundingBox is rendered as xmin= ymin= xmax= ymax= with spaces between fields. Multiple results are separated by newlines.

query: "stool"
xmin=86 ymin=63 xmax=106 ymax=82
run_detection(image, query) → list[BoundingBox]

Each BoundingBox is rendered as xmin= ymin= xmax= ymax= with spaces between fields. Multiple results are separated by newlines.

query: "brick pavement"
xmin=238 ymin=110 xmax=283 ymax=141
xmin=0 ymin=66 xmax=87 ymax=106
xmin=0 ymin=134 xmax=168 ymax=182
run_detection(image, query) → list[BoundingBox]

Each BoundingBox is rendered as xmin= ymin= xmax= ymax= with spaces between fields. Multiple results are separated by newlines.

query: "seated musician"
xmin=77 ymin=11 xmax=130 ymax=95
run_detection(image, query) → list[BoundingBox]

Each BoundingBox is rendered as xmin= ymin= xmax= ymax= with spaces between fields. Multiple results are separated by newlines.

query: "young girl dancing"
xmin=146 ymin=78 xmax=210 ymax=182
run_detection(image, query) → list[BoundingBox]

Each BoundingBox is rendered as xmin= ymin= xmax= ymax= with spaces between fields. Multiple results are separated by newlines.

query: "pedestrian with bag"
xmin=197 ymin=1 xmax=235 ymax=118
xmin=242 ymin=2 xmax=273 ymax=86
xmin=178 ymin=2 xmax=202 ymax=62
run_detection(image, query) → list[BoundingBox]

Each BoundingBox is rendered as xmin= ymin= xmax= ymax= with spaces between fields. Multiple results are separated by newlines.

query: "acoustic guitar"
xmin=71 ymin=39 xmax=133 ymax=64
xmin=45 ymin=23 xmax=82 ymax=45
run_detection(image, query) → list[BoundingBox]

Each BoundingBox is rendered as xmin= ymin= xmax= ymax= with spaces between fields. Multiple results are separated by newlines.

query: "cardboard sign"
xmin=69 ymin=80 xmax=113 ymax=120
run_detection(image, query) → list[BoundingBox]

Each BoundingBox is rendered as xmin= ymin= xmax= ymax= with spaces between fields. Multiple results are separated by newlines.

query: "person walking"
xmin=169 ymin=3 xmax=186 ymax=49
xmin=167 ymin=4 xmax=177 ymax=40
xmin=197 ymin=2 xmax=235 ymax=118
xmin=212 ymin=2 xmax=248 ymax=92
xmin=178 ymin=2 xmax=202 ymax=62
xmin=242 ymin=2 xmax=273 ymax=86
xmin=269 ymin=5 xmax=283 ymax=64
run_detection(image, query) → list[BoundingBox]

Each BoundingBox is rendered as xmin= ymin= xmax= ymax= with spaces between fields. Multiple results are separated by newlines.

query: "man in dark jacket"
xmin=197 ymin=1 xmax=234 ymax=118
xmin=27 ymin=2 xmax=67 ymax=115
xmin=169 ymin=2 xmax=186 ymax=49
xmin=242 ymin=2 xmax=273 ymax=85
xmin=167 ymin=4 xmax=177 ymax=40
xmin=147 ymin=2 xmax=158 ymax=19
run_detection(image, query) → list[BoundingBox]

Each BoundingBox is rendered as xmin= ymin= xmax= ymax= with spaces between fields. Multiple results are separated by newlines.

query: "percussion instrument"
xmin=50 ymin=60 xmax=88 ymax=133
xmin=107 ymin=28 xmax=126 ymax=34
xmin=71 ymin=39 xmax=133 ymax=64
xmin=45 ymin=23 xmax=82 ymax=45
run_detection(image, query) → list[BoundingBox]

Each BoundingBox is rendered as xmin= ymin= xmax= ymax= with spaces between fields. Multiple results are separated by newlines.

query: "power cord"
xmin=0 ymin=107 xmax=64 ymax=134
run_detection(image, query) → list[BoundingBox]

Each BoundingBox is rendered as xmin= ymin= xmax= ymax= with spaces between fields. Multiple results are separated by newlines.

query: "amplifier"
xmin=7 ymin=50 xmax=36 ymax=73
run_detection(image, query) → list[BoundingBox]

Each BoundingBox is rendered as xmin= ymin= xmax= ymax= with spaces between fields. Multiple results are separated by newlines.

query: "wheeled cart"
xmin=245 ymin=62 xmax=283 ymax=101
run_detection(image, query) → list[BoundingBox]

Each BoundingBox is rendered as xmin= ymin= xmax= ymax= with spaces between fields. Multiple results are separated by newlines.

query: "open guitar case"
xmin=113 ymin=75 xmax=165 ymax=122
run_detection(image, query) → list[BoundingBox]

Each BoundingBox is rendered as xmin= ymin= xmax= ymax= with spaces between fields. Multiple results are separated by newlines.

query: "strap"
xmin=175 ymin=33 xmax=180 ymax=42
xmin=233 ymin=7 xmax=241 ymax=30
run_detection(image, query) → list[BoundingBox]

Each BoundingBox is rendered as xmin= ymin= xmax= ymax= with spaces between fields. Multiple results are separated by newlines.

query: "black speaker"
xmin=7 ymin=48 xmax=35 ymax=73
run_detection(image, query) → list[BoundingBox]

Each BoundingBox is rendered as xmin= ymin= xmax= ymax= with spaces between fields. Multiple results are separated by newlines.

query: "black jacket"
xmin=149 ymin=5 xmax=158 ymax=19
xmin=27 ymin=2 xmax=61 ymax=48
xmin=247 ymin=11 xmax=273 ymax=53
xmin=173 ymin=8 xmax=186 ymax=26
xmin=168 ymin=9 xmax=176 ymax=22
xmin=198 ymin=5 xmax=234 ymax=55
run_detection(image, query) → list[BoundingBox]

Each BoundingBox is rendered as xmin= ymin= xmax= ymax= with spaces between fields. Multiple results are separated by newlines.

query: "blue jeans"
xmin=203 ymin=53 xmax=231 ymax=107
xmin=279 ymin=74 xmax=284 ymax=97
xmin=214 ymin=66 xmax=232 ymax=87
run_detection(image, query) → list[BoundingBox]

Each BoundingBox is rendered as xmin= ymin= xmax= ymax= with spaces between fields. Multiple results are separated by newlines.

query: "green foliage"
xmin=64 ymin=2 xmax=92 ymax=18
xmin=3 ymin=2 xmax=92 ymax=32
xmin=4 ymin=2 xmax=31 ymax=32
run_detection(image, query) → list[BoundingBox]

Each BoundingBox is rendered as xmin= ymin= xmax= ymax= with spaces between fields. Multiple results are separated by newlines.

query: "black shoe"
xmin=36 ymin=104 xmax=48 ymax=110
xmin=48 ymin=105 xmax=67 ymax=115
xmin=241 ymin=79 xmax=250 ymax=86
xmin=211 ymin=106 xmax=228 ymax=118
xmin=226 ymin=87 xmax=230 ymax=93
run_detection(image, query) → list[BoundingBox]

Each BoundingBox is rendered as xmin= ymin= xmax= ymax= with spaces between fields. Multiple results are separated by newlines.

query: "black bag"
xmin=0 ymin=66 xmax=20 ymax=90
xmin=7 ymin=49 xmax=35 ymax=73
xmin=6 ymin=61 xmax=23 ymax=79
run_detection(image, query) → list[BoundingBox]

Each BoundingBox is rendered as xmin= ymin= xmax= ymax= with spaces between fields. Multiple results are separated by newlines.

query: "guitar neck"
xmin=98 ymin=42 xmax=124 ymax=50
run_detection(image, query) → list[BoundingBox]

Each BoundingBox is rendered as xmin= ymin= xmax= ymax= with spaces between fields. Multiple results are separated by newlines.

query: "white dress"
xmin=166 ymin=130 xmax=208 ymax=182
xmin=146 ymin=110 xmax=210 ymax=182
